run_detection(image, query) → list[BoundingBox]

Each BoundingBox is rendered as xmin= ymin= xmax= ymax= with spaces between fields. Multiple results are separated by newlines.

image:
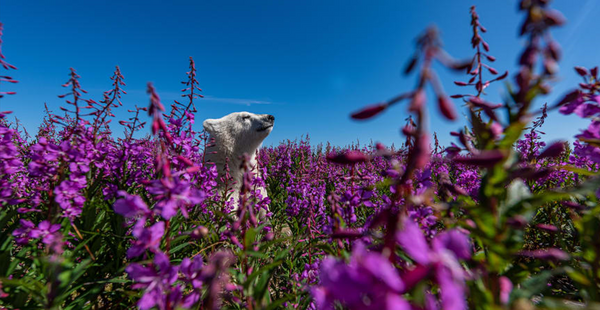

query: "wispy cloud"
xmin=563 ymin=0 xmax=596 ymax=57
xmin=203 ymin=96 xmax=274 ymax=106
xmin=119 ymin=90 xmax=276 ymax=106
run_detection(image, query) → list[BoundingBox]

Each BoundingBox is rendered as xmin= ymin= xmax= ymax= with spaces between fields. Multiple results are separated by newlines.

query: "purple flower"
xmin=27 ymin=137 xmax=60 ymax=177
xmin=576 ymin=120 xmax=600 ymax=141
xmin=12 ymin=219 xmax=64 ymax=253
xmin=127 ymin=220 xmax=165 ymax=258
xmin=54 ymin=179 xmax=86 ymax=219
xmin=499 ymin=276 xmax=513 ymax=305
xmin=313 ymin=243 xmax=407 ymax=310
xmin=396 ymin=218 xmax=471 ymax=310
xmin=126 ymin=251 xmax=180 ymax=310
xmin=114 ymin=190 xmax=150 ymax=219
xmin=0 ymin=123 xmax=23 ymax=204
xmin=294 ymin=260 xmax=320 ymax=286
xmin=414 ymin=168 xmax=433 ymax=195
xmin=179 ymin=255 xmax=204 ymax=307
xmin=397 ymin=218 xmax=432 ymax=265
xmin=179 ymin=255 xmax=204 ymax=289
xmin=435 ymin=266 xmax=465 ymax=310
xmin=409 ymin=206 xmax=437 ymax=238
xmin=326 ymin=150 xmax=369 ymax=165
xmin=432 ymin=230 xmax=472 ymax=260
xmin=559 ymin=96 xmax=584 ymax=115
xmin=30 ymin=220 xmax=62 ymax=245
xmin=575 ymin=103 xmax=600 ymax=118
xmin=12 ymin=219 xmax=35 ymax=245
xmin=146 ymin=177 xmax=206 ymax=219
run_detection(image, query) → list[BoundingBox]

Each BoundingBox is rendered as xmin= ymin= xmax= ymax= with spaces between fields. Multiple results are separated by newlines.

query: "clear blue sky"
xmin=0 ymin=1 xmax=597 ymax=148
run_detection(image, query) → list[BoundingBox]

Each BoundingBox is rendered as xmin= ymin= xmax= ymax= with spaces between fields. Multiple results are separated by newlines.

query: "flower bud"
xmin=538 ymin=141 xmax=565 ymax=159
xmin=574 ymin=66 xmax=589 ymax=77
xmin=404 ymin=56 xmax=418 ymax=75
xmin=350 ymin=103 xmax=387 ymax=120
xmin=327 ymin=150 xmax=369 ymax=164
xmin=453 ymin=150 xmax=505 ymax=167
xmin=190 ymin=226 xmax=209 ymax=239
xmin=437 ymin=95 xmax=457 ymax=120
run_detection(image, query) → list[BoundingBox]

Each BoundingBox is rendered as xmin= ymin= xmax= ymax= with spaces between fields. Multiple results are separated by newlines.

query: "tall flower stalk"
xmin=0 ymin=22 xmax=17 ymax=99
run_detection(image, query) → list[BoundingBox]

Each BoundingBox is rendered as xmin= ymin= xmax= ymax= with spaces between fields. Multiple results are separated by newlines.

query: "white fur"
xmin=203 ymin=112 xmax=274 ymax=212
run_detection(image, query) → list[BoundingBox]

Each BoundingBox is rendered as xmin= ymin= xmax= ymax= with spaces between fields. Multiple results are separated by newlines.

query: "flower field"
xmin=3 ymin=1 xmax=600 ymax=309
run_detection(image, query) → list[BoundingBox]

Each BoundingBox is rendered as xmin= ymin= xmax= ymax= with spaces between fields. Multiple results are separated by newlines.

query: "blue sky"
xmin=0 ymin=0 xmax=597 ymax=148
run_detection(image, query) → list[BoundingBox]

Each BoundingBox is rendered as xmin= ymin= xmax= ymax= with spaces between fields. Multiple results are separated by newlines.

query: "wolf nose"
xmin=266 ymin=115 xmax=275 ymax=122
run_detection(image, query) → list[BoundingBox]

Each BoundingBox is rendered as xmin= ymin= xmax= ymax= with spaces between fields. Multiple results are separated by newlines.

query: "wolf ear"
xmin=203 ymin=119 xmax=219 ymax=133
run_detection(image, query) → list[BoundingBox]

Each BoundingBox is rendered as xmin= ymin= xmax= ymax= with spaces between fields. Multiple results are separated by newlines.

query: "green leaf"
xmin=265 ymin=293 xmax=296 ymax=310
xmin=253 ymin=269 xmax=274 ymax=303
xmin=170 ymin=241 xmax=191 ymax=255
xmin=560 ymin=165 xmax=599 ymax=176
xmin=511 ymin=270 xmax=555 ymax=300
xmin=244 ymin=260 xmax=283 ymax=290
xmin=244 ymin=227 xmax=258 ymax=249
xmin=565 ymin=267 xmax=591 ymax=286
xmin=499 ymin=121 xmax=526 ymax=149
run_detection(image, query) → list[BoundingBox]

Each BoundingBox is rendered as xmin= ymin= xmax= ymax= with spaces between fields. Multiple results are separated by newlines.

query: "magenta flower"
xmin=312 ymin=243 xmax=408 ymax=310
xmin=30 ymin=220 xmax=62 ymax=245
xmin=432 ymin=230 xmax=472 ymax=260
xmin=180 ymin=255 xmax=204 ymax=288
xmin=12 ymin=219 xmax=35 ymax=245
xmin=575 ymin=103 xmax=600 ymax=118
xmin=179 ymin=255 xmax=204 ymax=307
xmin=127 ymin=220 xmax=165 ymax=258
xmin=126 ymin=251 xmax=180 ymax=310
xmin=326 ymin=150 xmax=369 ymax=165
xmin=558 ymin=95 xmax=584 ymax=115
xmin=576 ymin=120 xmax=600 ymax=141
xmin=0 ymin=122 xmax=23 ymax=205
xmin=396 ymin=218 xmax=471 ymax=310
xmin=114 ymin=190 xmax=151 ymax=219
xmin=27 ymin=137 xmax=60 ymax=177
xmin=409 ymin=206 xmax=437 ymax=238
xmin=54 ymin=179 xmax=86 ymax=219
xmin=147 ymin=82 xmax=173 ymax=144
xmin=12 ymin=219 xmax=63 ymax=253
xmin=146 ymin=177 xmax=206 ymax=219
xmin=499 ymin=276 xmax=513 ymax=305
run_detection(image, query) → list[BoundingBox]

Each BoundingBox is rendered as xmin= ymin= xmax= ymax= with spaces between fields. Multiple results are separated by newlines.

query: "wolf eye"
xmin=241 ymin=115 xmax=251 ymax=120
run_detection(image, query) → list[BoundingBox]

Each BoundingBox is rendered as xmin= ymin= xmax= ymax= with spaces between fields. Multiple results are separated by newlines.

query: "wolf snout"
xmin=265 ymin=115 xmax=275 ymax=123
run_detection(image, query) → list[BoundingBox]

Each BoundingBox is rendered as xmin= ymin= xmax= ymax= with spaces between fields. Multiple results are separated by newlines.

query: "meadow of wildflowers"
xmin=2 ymin=1 xmax=600 ymax=309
